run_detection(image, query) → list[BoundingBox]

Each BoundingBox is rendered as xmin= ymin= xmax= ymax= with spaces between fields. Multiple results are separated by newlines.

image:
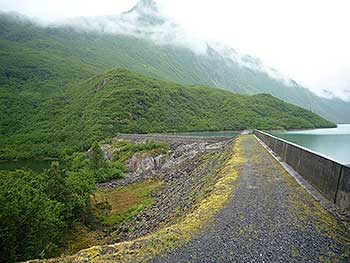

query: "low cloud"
xmin=53 ymin=1 xmax=208 ymax=55
xmin=1 ymin=0 xmax=349 ymax=101
xmin=52 ymin=0 xmax=299 ymax=89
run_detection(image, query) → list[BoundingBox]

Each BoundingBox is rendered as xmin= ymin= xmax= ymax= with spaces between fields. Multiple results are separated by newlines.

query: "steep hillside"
xmin=0 ymin=3 xmax=349 ymax=123
xmin=0 ymin=69 xmax=335 ymax=159
xmin=71 ymin=69 xmax=335 ymax=133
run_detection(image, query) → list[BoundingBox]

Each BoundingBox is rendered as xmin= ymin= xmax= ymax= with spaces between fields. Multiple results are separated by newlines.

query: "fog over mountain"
xmin=57 ymin=0 xmax=209 ymax=55
xmin=1 ymin=0 xmax=349 ymax=101
xmin=1 ymin=0 xmax=350 ymax=123
xmin=57 ymin=0 xmax=291 ymax=83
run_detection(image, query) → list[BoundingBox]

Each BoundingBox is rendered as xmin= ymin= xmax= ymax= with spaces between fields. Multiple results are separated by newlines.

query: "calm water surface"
xmin=270 ymin=124 xmax=350 ymax=165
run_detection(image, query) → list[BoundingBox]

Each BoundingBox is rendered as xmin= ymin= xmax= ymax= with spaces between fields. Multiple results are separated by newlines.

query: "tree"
xmin=89 ymin=142 xmax=106 ymax=172
xmin=0 ymin=170 xmax=64 ymax=262
xmin=64 ymin=169 xmax=95 ymax=224
xmin=46 ymin=161 xmax=67 ymax=203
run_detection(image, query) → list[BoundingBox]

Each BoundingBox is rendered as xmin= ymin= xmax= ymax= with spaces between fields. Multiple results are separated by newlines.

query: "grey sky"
xmin=1 ymin=0 xmax=349 ymax=100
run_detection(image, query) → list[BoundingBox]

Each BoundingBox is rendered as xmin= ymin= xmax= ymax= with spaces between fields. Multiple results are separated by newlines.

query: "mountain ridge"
xmin=1 ymin=0 xmax=346 ymax=123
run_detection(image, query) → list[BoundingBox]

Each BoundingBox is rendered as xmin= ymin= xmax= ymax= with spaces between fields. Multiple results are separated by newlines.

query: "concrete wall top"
xmin=254 ymin=130 xmax=345 ymax=166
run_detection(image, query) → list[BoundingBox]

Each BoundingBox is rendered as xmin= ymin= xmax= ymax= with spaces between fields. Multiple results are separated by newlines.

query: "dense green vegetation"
xmin=0 ymin=139 xmax=168 ymax=262
xmin=0 ymin=10 xmax=342 ymax=159
xmin=0 ymin=145 xmax=104 ymax=262
xmin=0 ymin=69 xmax=335 ymax=159
xmin=0 ymin=166 xmax=92 ymax=262
xmin=73 ymin=69 xmax=335 ymax=135
xmin=88 ymin=142 xmax=123 ymax=183
xmin=0 ymin=169 xmax=65 ymax=262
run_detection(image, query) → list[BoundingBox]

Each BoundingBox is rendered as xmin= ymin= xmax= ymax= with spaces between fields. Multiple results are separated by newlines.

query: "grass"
xmin=60 ymin=180 xmax=162 ymax=256
xmin=92 ymin=180 xmax=162 ymax=226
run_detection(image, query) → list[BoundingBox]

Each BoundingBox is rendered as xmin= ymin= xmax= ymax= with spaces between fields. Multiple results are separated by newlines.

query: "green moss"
xmin=95 ymin=181 xmax=162 ymax=226
xmin=292 ymin=247 xmax=300 ymax=257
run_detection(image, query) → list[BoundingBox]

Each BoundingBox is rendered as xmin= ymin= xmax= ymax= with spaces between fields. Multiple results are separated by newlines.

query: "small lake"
xmin=0 ymin=159 xmax=55 ymax=172
xmin=269 ymin=124 xmax=350 ymax=165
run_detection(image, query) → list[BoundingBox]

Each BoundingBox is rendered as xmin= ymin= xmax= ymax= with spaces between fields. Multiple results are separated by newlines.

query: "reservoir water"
xmin=269 ymin=124 xmax=350 ymax=165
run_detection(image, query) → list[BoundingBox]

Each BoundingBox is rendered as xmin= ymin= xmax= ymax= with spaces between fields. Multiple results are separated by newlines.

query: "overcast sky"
xmin=1 ymin=0 xmax=349 ymax=100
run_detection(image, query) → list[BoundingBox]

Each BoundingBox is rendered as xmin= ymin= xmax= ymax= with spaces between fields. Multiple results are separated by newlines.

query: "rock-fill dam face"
xmin=254 ymin=130 xmax=350 ymax=214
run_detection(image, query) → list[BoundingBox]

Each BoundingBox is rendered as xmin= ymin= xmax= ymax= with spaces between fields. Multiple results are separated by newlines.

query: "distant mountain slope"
xmin=0 ymin=2 xmax=350 ymax=123
xmin=0 ymin=69 xmax=335 ymax=159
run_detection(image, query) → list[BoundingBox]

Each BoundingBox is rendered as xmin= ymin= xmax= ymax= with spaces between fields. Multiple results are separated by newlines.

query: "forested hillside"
xmin=0 ymin=69 xmax=335 ymax=159
xmin=0 ymin=4 xmax=349 ymax=124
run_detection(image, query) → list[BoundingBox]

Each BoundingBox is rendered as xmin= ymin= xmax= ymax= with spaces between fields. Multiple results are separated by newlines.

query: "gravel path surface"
xmin=150 ymin=135 xmax=350 ymax=263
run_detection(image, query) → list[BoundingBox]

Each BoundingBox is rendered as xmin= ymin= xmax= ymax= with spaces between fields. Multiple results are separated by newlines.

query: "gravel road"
xmin=150 ymin=135 xmax=350 ymax=263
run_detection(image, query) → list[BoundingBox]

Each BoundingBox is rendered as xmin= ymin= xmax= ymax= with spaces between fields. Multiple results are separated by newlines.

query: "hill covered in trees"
xmin=0 ymin=6 xmax=349 ymax=125
xmin=0 ymin=69 xmax=336 ymax=159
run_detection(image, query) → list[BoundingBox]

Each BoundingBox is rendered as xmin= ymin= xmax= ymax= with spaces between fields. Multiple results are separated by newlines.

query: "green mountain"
xmin=0 ymin=0 xmax=349 ymax=125
xmin=0 ymin=68 xmax=335 ymax=159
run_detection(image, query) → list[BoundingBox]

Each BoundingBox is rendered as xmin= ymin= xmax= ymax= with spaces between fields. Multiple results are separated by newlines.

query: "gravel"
xmin=150 ymin=135 xmax=350 ymax=263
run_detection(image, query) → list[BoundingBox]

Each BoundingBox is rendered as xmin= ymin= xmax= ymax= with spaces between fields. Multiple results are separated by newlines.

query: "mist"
xmin=1 ymin=0 xmax=350 ymax=101
xmin=157 ymin=0 xmax=350 ymax=101
xmin=56 ymin=1 xmax=208 ymax=55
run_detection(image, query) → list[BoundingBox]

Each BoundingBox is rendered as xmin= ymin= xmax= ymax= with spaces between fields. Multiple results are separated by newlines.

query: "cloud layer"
xmin=1 ymin=0 xmax=349 ymax=100
xmin=157 ymin=0 xmax=350 ymax=100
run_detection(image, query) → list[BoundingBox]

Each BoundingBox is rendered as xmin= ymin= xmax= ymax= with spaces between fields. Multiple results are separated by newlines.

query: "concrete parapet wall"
xmin=254 ymin=130 xmax=350 ymax=213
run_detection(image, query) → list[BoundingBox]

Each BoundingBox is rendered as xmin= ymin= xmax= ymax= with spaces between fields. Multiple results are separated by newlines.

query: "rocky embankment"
xmin=98 ymin=134 xmax=233 ymax=243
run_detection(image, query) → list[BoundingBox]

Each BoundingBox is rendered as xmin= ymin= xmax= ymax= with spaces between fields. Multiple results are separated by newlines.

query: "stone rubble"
xmin=96 ymin=135 xmax=233 ymax=243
